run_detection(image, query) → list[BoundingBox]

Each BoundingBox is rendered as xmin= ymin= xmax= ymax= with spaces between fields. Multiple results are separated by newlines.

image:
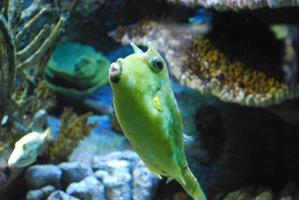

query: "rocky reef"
xmin=24 ymin=151 xmax=159 ymax=200
xmin=0 ymin=0 xmax=66 ymax=121
xmin=0 ymin=0 xmax=72 ymax=193
xmin=167 ymin=0 xmax=299 ymax=10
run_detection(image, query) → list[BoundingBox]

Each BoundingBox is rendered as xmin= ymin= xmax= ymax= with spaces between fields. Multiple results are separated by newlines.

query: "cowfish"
xmin=8 ymin=128 xmax=52 ymax=168
xmin=109 ymin=42 xmax=207 ymax=200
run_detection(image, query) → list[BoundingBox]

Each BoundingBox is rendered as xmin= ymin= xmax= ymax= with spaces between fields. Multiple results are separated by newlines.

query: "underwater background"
xmin=0 ymin=0 xmax=299 ymax=199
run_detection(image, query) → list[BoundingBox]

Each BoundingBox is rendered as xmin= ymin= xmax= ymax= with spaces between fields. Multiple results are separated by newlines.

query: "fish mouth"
xmin=7 ymin=156 xmax=18 ymax=168
xmin=109 ymin=61 xmax=122 ymax=83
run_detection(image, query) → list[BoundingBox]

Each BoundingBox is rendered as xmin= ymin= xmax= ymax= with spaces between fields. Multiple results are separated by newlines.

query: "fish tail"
xmin=178 ymin=166 xmax=207 ymax=200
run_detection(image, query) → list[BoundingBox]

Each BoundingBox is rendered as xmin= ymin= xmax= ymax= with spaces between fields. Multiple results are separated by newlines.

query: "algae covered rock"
xmin=44 ymin=42 xmax=110 ymax=99
xmin=166 ymin=0 xmax=299 ymax=10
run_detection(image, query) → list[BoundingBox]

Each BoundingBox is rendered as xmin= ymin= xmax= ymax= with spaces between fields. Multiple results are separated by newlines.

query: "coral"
xmin=31 ymin=81 xmax=57 ymax=113
xmin=166 ymin=0 xmax=299 ymax=10
xmin=0 ymin=0 xmax=72 ymax=172
xmin=2 ymin=0 xmax=68 ymax=80
xmin=44 ymin=42 xmax=111 ymax=99
xmin=0 ymin=0 xmax=71 ymax=128
xmin=48 ymin=108 xmax=95 ymax=162
xmin=0 ymin=14 xmax=16 ymax=121
xmin=187 ymin=37 xmax=294 ymax=106
xmin=13 ymin=80 xmax=57 ymax=118
xmin=111 ymin=18 xmax=299 ymax=106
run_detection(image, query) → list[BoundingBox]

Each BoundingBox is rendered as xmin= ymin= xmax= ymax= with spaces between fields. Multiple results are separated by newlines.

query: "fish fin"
xmin=178 ymin=176 xmax=186 ymax=185
xmin=183 ymin=134 xmax=193 ymax=144
xmin=151 ymin=172 xmax=162 ymax=179
xmin=44 ymin=128 xmax=54 ymax=141
xmin=166 ymin=177 xmax=173 ymax=184
xmin=153 ymin=174 xmax=162 ymax=179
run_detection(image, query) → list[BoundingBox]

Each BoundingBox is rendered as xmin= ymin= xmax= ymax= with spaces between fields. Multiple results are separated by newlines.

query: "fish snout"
xmin=7 ymin=151 xmax=18 ymax=168
xmin=109 ymin=61 xmax=122 ymax=83
xmin=8 ymin=149 xmax=33 ymax=168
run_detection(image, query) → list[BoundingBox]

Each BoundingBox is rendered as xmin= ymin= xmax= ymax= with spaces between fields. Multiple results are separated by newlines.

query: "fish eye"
xmin=150 ymin=57 xmax=164 ymax=72
xmin=22 ymin=144 xmax=28 ymax=150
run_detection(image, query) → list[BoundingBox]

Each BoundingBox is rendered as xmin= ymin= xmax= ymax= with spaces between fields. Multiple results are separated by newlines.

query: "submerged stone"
xmin=166 ymin=0 xmax=299 ymax=10
xmin=59 ymin=162 xmax=93 ymax=188
xmin=25 ymin=165 xmax=62 ymax=190
xmin=26 ymin=185 xmax=55 ymax=200
xmin=66 ymin=176 xmax=105 ymax=200
xmin=48 ymin=190 xmax=79 ymax=200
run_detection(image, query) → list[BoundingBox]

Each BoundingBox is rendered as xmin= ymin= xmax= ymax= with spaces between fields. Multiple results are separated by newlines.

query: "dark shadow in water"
xmin=194 ymin=101 xmax=299 ymax=197
xmin=207 ymin=11 xmax=285 ymax=81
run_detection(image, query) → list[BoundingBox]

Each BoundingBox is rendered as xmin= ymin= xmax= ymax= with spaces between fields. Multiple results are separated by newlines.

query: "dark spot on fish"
xmin=110 ymin=75 xmax=120 ymax=83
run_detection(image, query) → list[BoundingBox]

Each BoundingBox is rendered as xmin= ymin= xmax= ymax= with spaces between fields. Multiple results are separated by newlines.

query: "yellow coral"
xmin=30 ymin=80 xmax=57 ymax=113
xmin=188 ymin=37 xmax=293 ymax=106
xmin=48 ymin=108 xmax=95 ymax=162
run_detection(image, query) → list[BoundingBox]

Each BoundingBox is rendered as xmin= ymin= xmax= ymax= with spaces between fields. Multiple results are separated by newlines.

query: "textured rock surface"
xmin=166 ymin=0 xmax=299 ymax=9
xmin=92 ymin=151 xmax=159 ymax=200
xmin=105 ymin=172 xmax=132 ymax=200
xmin=221 ymin=183 xmax=299 ymax=200
xmin=26 ymin=185 xmax=55 ymax=200
xmin=132 ymin=160 xmax=160 ymax=200
xmin=59 ymin=162 xmax=93 ymax=188
xmin=66 ymin=176 xmax=105 ymax=200
xmin=25 ymin=151 xmax=159 ymax=200
xmin=48 ymin=190 xmax=80 ymax=200
xmin=92 ymin=150 xmax=139 ymax=171
xmin=25 ymin=165 xmax=62 ymax=189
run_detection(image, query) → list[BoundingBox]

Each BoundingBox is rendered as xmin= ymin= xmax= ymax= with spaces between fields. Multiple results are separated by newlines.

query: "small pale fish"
xmin=8 ymin=128 xmax=52 ymax=168
xmin=109 ymin=42 xmax=207 ymax=200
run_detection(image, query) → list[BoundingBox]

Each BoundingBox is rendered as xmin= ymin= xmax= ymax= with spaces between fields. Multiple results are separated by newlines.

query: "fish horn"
xmin=130 ymin=42 xmax=143 ymax=54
